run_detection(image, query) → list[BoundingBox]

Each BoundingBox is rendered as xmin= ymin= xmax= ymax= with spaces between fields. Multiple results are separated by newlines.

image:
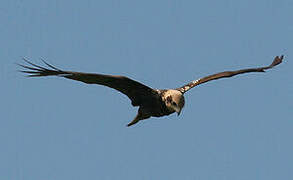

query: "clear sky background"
xmin=1 ymin=0 xmax=292 ymax=179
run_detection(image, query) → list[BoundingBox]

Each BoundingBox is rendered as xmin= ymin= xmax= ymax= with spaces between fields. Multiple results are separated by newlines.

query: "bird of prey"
xmin=19 ymin=55 xmax=283 ymax=127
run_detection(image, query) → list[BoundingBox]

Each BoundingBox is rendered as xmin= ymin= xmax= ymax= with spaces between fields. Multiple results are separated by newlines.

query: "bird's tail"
xmin=127 ymin=112 xmax=150 ymax=127
xmin=127 ymin=115 xmax=140 ymax=127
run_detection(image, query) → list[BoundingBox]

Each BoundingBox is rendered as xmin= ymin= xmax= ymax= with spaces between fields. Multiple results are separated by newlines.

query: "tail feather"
xmin=127 ymin=118 xmax=139 ymax=127
xmin=127 ymin=112 xmax=150 ymax=127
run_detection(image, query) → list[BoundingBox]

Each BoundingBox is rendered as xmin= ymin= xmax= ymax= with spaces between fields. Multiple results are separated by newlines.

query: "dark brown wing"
xmin=18 ymin=58 xmax=158 ymax=106
xmin=177 ymin=55 xmax=283 ymax=93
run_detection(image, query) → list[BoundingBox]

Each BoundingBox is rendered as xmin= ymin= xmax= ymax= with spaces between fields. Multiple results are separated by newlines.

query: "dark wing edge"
xmin=177 ymin=55 xmax=284 ymax=94
xmin=18 ymin=58 xmax=157 ymax=106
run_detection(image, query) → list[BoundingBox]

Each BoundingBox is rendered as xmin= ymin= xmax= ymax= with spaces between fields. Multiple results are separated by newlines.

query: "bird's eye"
xmin=167 ymin=96 xmax=172 ymax=103
xmin=172 ymin=102 xmax=177 ymax=106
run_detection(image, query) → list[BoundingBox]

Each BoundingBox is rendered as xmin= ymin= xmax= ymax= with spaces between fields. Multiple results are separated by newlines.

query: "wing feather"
xmin=177 ymin=55 xmax=283 ymax=93
xmin=19 ymin=59 xmax=157 ymax=106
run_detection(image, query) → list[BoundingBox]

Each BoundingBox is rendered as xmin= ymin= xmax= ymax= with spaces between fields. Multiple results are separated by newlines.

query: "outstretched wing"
xmin=18 ymin=59 xmax=158 ymax=106
xmin=177 ymin=55 xmax=283 ymax=93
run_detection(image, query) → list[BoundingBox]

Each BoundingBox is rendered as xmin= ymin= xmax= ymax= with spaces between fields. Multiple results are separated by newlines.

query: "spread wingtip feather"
xmin=270 ymin=55 xmax=283 ymax=68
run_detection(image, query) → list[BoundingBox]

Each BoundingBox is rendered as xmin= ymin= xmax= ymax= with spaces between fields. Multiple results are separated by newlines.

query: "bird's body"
xmin=19 ymin=55 xmax=283 ymax=126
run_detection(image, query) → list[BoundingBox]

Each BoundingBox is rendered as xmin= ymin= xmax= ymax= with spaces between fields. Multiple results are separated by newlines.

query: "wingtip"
xmin=271 ymin=55 xmax=284 ymax=67
xmin=40 ymin=58 xmax=61 ymax=71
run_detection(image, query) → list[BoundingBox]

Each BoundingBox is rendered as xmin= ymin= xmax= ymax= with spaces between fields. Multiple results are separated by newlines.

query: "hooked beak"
xmin=174 ymin=107 xmax=181 ymax=116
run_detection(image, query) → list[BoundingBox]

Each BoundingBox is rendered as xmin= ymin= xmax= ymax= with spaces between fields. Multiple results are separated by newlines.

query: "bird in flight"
xmin=19 ymin=55 xmax=283 ymax=127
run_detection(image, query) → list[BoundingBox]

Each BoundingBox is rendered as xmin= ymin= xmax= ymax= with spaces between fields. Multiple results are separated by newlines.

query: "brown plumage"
xmin=18 ymin=55 xmax=284 ymax=126
xmin=177 ymin=55 xmax=283 ymax=93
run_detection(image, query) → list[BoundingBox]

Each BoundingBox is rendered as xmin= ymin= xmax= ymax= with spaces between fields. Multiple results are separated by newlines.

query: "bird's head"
xmin=163 ymin=90 xmax=185 ymax=116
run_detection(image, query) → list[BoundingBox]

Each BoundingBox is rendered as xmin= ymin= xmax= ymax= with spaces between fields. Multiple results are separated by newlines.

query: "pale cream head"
xmin=163 ymin=89 xmax=185 ymax=115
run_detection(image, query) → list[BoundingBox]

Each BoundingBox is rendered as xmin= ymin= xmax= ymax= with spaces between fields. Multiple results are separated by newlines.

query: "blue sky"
xmin=1 ymin=0 xmax=292 ymax=179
